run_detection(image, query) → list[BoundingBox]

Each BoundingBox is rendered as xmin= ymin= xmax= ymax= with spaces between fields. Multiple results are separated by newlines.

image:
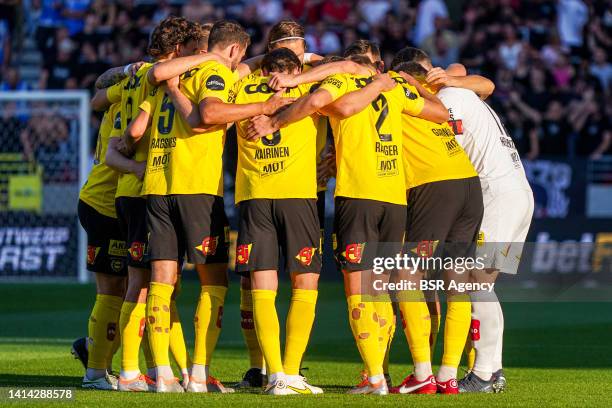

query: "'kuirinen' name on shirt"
xmin=255 ymin=146 xmax=290 ymax=160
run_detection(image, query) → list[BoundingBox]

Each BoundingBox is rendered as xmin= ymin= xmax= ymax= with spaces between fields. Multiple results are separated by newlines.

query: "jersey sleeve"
xmin=197 ymin=64 xmax=235 ymax=103
xmin=139 ymin=88 xmax=158 ymax=115
xmin=109 ymin=106 xmax=122 ymax=138
xmin=400 ymin=84 xmax=425 ymax=116
xmin=106 ymin=80 xmax=123 ymax=104
xmin=317 ymin=74 xmax=349 ymax=102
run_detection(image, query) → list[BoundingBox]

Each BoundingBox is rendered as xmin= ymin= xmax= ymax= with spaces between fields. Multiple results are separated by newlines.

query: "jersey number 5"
xmin=158 ymin=94 xmax=175 ymax=135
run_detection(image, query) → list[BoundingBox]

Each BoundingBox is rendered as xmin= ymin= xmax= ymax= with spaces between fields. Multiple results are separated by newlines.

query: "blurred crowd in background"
xmin=0 ymin=0 xmax=610 ymax=160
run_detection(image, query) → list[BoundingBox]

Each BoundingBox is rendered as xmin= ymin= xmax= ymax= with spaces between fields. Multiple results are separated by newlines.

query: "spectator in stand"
xmin=498 ymin=24 xmax=524 ymax=71
xmin=321 ymin=0 xmax=351 ymax=24
xmin=413 ymin=0 xmax=448 ymax=46
xmin=40 ymin=32 xmax=77 ymax=89
xmin=1 ymin=66 xmax=28 ymax=91
xmin=35 ymin=0 xmax=63 ymax=52
xmin=538 ymin=100 xmax=572 ymax=156
xmin=422 ymin=17 xmax=459 ymax=68
xmin=557 ymin=0 xmax=589 ymax=54
xmin=62 ymin=0 xmax=91 ymax=35
xmin=283 ymin=0 xmax=308 ymax=21
xmin=590 ymin=47 xmax=612 ymax=93
xmin=0 ymin=18 xmax=10 ymax=72
xmin=306 ymin=21 xmax=341 ymax=54
xmin=256 ymin=0 xmax=283 ymax=24
xmin=77 ymin=42 xmax=109 ymax=91
xmin=0 ymin=102 xmax=25 ymax=153
xmin=358 ymin=0 xmax=392 ymax=28
xmin=181 ymin=0 xmax=214 ymax=23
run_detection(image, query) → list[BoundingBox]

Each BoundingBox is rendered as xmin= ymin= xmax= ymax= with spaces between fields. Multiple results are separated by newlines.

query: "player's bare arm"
xmin=94 ymin=61 xmax=144 ymax=89
xmin=321 ymin=73 xmax=397 ymax=118
xmin=399 ymin=72 xmax=450 ymax=123
xmin=122 ymin=108 xmax=151 ymax=150
xmin=236 ymin=54 xmax=265 ymax=79
xmin=199 ymin=91 xmax=295 ymax=126
xmin=148 ymin=53 xmax=228 ymax=86
xmin=105 ymin=137 xmax=145 ymax=179
xmin=90 ymin=89 xmax=112 ymax=112
xmin=163 ymin=77 xmax=214 ymax=133
xmin=246 ymin=87 xmax=334 ymax=140
xmin=427 ymin=66 xmax=495 ymax=100
xmin=268 ymin=61 xmax=371 ymax=90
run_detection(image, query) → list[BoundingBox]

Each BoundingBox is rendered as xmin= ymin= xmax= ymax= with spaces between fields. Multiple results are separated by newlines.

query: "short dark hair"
xmin=394 ymin=61 xmax=428 ymax=81
xmin=268 ymin=20 xmax=305 ymax=49
xmin=391 ymin=47 xmax=431 ymax=71
xmin=343 ymin=39 xmax=381 ymax=61
xmin=261 ymin=48 xmax=301 ymax=74
xmin=347 ymin=54 xmax=377 ymax=70
xmin=320 ymin=55 xmax=344 ymax=65
xmin=147 ymin=16 xmax=191 ymax=58
xmin=208 ymin=20 xmax=250 ymax=51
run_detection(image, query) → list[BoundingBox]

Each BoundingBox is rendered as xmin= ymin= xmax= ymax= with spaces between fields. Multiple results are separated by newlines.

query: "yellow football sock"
xmin=169 ymin=300 xmax=191 ymax=371
xmin=347 ymin=295 xmax=383 ymax=377
xmin=283 ymin=289 xmax=318 ymax=375
xmin=240 ymin=287 xmax=264 ymax=369
xmin=119 ymin=301 xmax=146 ymax=372
xmin=441 ymin=294 xmax=472 ymax=368
xmin=252 ymin=289 xmax=283 ymax=374
xmin=398 ymin=290 xmax=431 ymax=364
xmin=373 ymin=300 xmax=393 ymax=370
xmin=383 ymin=315 xmax=395 ymax=374
xmin=88 ymin=294 xmax=122 ymax=370
xmin=109 ymin=323 xmax=121 ymax=370
xmin=142 ymin=330 xmax=155 ymax=370
xmin=146 ymin=282 xmax=174 ymax=367
xmin=193 ymin=285 xmax=227 ymax=366
xmin=465 ymin=333 xmax=475 ymax=371
xmin=430 ymin=311 xmax=441 ymax=359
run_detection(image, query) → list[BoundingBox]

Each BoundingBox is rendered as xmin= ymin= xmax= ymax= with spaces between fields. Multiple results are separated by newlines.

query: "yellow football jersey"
xmin=233 ymin=74 xmax=318 ymax=203
xmin=141 ymin=61 xmax=235 ymax=196
xmin=111 ymin=63 xmax=154 ymax=198
xmin=318 ymin=72 xmax=424 ymax=205
xmin=252 ymin=64 xmax=328 ymax=192
xmin=79 ymin=103 xmax=121 ymax=218
xmin=388 ymin=71 xmax=477 ymax=189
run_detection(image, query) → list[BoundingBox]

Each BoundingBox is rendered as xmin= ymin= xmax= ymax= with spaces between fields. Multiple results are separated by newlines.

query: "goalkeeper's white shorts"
xmin=477 ymin=187 xmax=534 ymax=274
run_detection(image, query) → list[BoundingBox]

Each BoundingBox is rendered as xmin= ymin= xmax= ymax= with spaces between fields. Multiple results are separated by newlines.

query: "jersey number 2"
xmin=371 ymin=94 xmax=391 ymax=142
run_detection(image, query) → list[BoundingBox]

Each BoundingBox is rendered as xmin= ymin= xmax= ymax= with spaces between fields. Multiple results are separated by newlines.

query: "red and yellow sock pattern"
xmin=119 ymin=301 xmax=146 ymax=372
xmin=146 ymin=282 xmax=174 ymax=367
xmin=347 ymin=295 xmax=384 ymax=377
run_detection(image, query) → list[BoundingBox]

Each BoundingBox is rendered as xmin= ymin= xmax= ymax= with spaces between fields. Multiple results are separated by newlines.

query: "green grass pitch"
xmin=1 ymin=281 xmax=611 ymax=407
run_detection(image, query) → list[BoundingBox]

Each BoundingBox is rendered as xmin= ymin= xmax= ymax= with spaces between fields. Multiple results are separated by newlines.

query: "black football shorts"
xmin=116 ymin=196 xmax=150 ymax=269
xmin=78 ymin=199 xmax=127 ymax=276
xmin=405 ymin=176 xmax=483 ymax=259
xmin=235 ymin=198 xmax=322 ymax=276
xmin=333 ymin=197 xmax=406 ymax=271
xmin=147 ymin=194 xmax=230 ymax=264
